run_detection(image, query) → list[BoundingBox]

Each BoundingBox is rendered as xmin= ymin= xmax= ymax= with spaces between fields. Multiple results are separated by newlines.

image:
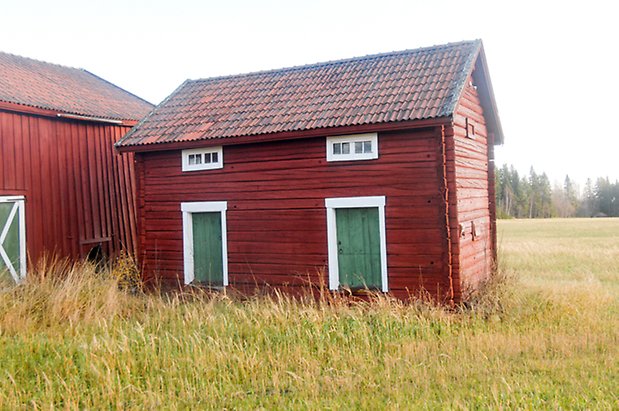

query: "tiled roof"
xmin=0 ymin=52 xmax=153 ymax=121
xmin=118 ymin=40 xmax=484 ymax=147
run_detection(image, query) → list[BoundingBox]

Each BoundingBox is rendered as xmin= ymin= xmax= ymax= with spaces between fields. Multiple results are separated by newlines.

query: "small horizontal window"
xmin=182 ymin=146 xmax=223 ymax=171
xmin=326 ymin=133 xmax=378 ymax=162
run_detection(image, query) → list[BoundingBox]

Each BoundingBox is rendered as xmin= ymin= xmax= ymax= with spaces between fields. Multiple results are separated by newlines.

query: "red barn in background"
xmin=117 ymin=40 xmax=503 ymax=303
xmin=0 ymin=52 xmax=153 ymax=282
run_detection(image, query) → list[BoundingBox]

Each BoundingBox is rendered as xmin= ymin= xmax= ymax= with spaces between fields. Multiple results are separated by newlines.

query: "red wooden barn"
xmin=0 ymin=51 xmax=153 ymax=283
xmin=116 ymin=40 xmax=504 ymax=303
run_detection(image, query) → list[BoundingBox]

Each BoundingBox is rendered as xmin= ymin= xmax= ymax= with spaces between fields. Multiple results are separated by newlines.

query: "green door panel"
xmin=336 ymin=207 xmax=381 ymax=289
xmin=192 ymin=212 xmax=223 ymax=286
xmin=0 ymin=202 xmax=21 ymax=283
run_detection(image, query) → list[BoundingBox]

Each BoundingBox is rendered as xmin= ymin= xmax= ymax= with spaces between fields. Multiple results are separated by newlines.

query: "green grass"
xmin=1 ymin=219 xmax=618 ymax=409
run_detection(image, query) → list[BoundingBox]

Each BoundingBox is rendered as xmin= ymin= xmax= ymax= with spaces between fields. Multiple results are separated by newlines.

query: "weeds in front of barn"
xmin=0 ymin=219 xmax=618 ymax=409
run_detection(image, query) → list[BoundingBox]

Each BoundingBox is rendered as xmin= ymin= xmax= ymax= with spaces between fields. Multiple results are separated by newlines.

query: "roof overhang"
xmin=0 ymin=100 xmax=139 ymax=126
xmin=115 ymin=116 xmax=452 ymax=153
xmin=471 ymin=45 xmax=504 ymax=145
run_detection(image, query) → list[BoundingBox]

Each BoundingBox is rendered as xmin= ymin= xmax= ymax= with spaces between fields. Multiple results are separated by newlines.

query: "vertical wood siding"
xmin=137 ymin=128 xmax=454 ymax=300
xmin=0 ymin=109 xmax=137 ymax=264
xmin=450 ymin=78 xmax=495 ymax=294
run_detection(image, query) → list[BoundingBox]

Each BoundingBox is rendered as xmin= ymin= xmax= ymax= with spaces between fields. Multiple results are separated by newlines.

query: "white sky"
xmin=2 ymin=0 xmax=618 ymax=185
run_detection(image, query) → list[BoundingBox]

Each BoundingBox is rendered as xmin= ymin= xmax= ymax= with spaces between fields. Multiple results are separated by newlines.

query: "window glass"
xmin=188 ymin=154 xmax=203 ymax=165
xmin=363 ymin=141 xmax=372 ymax=153
xmin=211 ymin=152 xmax=218 ymax=163
xmin=333 ymin=143 xmax=342 ymax=155
xmin=341 ymin=142 xmax=350 ymax=154
xmin=354 ymin=142 xmax=363 ymax=154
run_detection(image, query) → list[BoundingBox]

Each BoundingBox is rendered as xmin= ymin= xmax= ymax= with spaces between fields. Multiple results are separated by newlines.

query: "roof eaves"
xmin=0 ymin=97 xmax=138 ymax=123
xmin=474 ymin=45 xmax=505 ymax=144
xmin=116 ymin=115 xmax=453 ymax=153
xmin=115 ymin=79 xmax=192 ymax=148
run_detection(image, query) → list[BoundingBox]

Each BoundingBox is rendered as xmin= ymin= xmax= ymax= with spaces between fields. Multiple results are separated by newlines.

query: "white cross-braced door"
xmin=0 ymin=196 xmax=26 ymax=283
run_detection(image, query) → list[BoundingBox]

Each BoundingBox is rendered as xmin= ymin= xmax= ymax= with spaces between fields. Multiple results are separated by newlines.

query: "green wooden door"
xmin=336 ymin=207 xmax=381 ymax=289
xmin=192 ymin=212 xmax=223 ymax=286
xmin=0 ymin=199 xmax=24 ymax=284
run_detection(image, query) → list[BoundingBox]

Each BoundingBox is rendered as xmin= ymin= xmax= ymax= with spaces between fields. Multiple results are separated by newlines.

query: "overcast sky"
xmin=2 ymin=0 xmax=617 ymax=185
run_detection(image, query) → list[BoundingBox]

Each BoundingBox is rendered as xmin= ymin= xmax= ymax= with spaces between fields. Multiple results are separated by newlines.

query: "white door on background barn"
xmin=0 ymin=196 xmax=26 ymax=284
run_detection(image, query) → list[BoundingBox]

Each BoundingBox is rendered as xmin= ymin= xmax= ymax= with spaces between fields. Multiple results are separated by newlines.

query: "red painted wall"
xmin=450 ymin=78 xmax=496 ymax=294
xmin=0 ymin=108 xmax=138 ymax=265
xmin=136 ymin=127 xmax=456 ymax=300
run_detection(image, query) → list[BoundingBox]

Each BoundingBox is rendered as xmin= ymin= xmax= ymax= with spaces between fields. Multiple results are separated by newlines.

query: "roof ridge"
xmin=189 ymin=40 xmax=480 ymax=85
xmin=0 ymin=50 xmax=85 ymax=73
xmin=82 ymin=69 xmax=154 ymax=107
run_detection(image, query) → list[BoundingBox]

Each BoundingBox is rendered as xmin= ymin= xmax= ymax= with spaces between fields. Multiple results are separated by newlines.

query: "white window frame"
xmin=326 ymin=133 xmax=378 ymax=162
xmin=0 ymin=196 xmax=26 ymax=283
xmin=182 ymin=146 xmax=223 ymax=172
xmin=325 ymin=196 xmax=388 ymax=292
xmin=181 ymin=201 xmax=228 ymax=286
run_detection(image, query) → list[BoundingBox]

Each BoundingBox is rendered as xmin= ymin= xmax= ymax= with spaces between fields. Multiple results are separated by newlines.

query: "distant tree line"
xmin=495 ymin=164 xmax=619 ymax=218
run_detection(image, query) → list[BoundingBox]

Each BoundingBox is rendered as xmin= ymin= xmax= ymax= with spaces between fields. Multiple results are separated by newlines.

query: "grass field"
xmin=1 ymin=219 xmax=618 ymax=409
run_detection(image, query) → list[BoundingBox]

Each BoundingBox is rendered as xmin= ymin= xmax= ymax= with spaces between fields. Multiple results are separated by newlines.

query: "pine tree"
xmin=539 ymin=173 xmax=554 ymax=217
xmin=527 ymin=167 xmax=538 ymax=218
xmin=578 ymin=178 xmax=595 ymax=217
xmin=595 ymin=177 xmax=611 ymax=216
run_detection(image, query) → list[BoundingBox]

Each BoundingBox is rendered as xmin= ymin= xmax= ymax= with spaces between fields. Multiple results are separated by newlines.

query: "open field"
xmin=499 ymin=218 xmax=619 ymax=295
xmin=1 ymin=219 xmax=618 ymax=409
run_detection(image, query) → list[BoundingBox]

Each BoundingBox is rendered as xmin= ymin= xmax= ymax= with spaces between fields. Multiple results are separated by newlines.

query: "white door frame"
xmin=325 ymin=196 xmax=388 ymax=292
xmin=181 ymin=201 xmax=228 ymax=286
xmin=0 ymin=196 xmax=26 ymax=283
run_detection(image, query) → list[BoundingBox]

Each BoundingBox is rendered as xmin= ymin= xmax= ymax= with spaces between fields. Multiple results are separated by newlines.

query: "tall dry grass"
xmin=0 ymin=257 xmax=141 ymax=336
xmin=0 ymin=219 xmax=618 ymax=409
